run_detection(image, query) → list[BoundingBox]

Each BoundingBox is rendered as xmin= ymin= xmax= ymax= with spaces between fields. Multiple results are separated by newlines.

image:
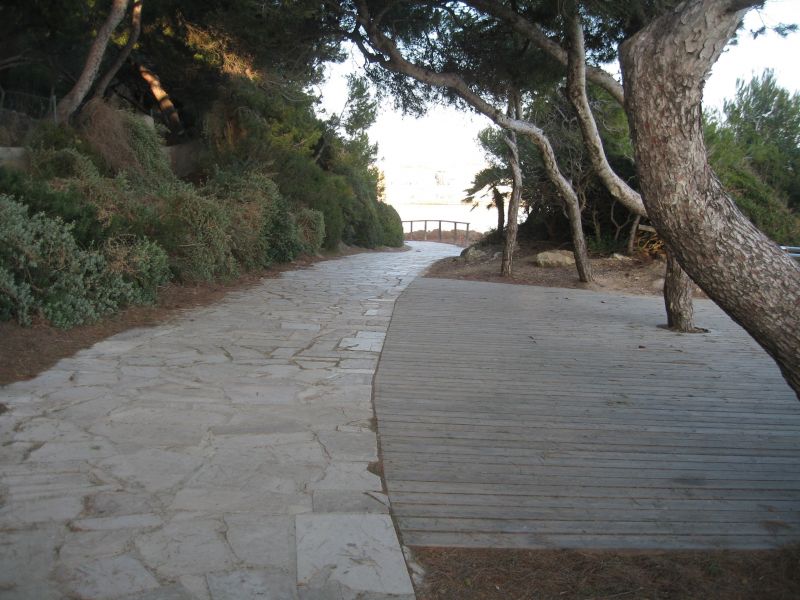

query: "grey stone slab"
xmin=62 ymin=554 xmax=160 ymax=599
xmin=122 ymin=583 xmax=196 ymax=600
xmin=312 ymin=490 xmax=389 ymax=514
xmin=134 ymin=518 xmax=238 ymax=578
xmin=89 ymin=406 xmax=230 ymax=447
xmin=207 ymin=569 xmax=298 ymax=600
xmin=27 ymin=439 xmax=119 ymax=462
xmin=70 ymin=514 xmax=162 ymax=531
xmin=295 ymin=514 xmax=414 ymax=599
xmin=316 ymin=431 xmax=378 ymax=462
xmin=170 ymin=488 xmax=311 ymax=514
xmin=58 ymin=530 xmax=135 ymax=568
xmin=98 ymin=449 xmax=204 ymax=493
xmin=0 ymin=495 xmax=84 ymax=525
xmin=224 ymin=514 xmax=295 ymax=570
xmin=311 ymin=462 xmax=382 ymax=493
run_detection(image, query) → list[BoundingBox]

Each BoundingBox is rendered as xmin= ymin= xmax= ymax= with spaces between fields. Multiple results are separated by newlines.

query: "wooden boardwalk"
xmin=373 ymin=278 xmax=800 ymax=550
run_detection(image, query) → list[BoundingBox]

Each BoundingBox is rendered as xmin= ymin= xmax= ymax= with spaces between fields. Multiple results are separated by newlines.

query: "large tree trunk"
xmin=620 ymin=0 xmax=800 ymax=397
xmin=55 ymin=0 xmax=130 ymax=123
xmin=664 ymin=249 xmax=696 ymax=331
xmin=94 ymin=0 xmax=143 ymax=100
xmin=565 ymin=7 xmax=696 ymax=329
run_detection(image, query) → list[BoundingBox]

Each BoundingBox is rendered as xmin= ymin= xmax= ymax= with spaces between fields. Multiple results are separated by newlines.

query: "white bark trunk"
xmin=55 ymin=0 xmax=130 ymax=123
xmin=94 ymin=0 xmax=143 ymax=100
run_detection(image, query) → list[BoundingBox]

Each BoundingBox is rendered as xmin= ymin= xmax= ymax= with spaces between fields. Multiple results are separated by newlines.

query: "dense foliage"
xmin=0 ymin=0 xmax=403 ymax=328
xmin=469 ymin=71 xmax=800 ymax=250
xmin=705 ymin=71 xmax=800 ymax=245
xmin=467 ymin=84 xmax=638 ymax=252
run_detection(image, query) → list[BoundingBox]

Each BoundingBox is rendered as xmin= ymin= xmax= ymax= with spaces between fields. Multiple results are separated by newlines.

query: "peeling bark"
xmin=627 ymin=215 xmax=641 ymax=255
xmin=55 ymin=0 xmax=130 ymax=123
xmin=493 ymin=187 xmax=506 ymax=235
xmin=620 ymin=0 xmax=800 ymax=397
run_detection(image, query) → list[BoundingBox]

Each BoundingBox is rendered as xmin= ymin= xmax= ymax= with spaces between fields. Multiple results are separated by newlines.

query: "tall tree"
xmin=501 ymin=92 xmax=523 ymax=276
xmin=350 ymin=0 xmax=594 ymax=281
xmin=93 ymin=0 xmax=143 ymax=100
xmin=619 ymin=0 xmax=800 ymax=396
xmin=722 ymin=70 xmax=800 ymax=211
xmin=55 ymin=0 xmax=130 ymax=123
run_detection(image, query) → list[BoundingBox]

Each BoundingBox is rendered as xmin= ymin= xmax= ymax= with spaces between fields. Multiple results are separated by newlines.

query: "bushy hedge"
xmin=205 ymin=169 xmax=304 ymax=269
xmin=376 ymin=202 xmax=404 ymax=247
xmin=295 ymin=207 xmax=326 ymax=255
xmin=0 ymin=195 xmax=169 ymax=327
xmin=0 ymin=97 xmax=406 ymax=329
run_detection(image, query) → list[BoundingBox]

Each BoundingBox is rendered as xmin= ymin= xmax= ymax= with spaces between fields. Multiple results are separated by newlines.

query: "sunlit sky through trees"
xmin=317 ymin=1 xmax=800 ymax=233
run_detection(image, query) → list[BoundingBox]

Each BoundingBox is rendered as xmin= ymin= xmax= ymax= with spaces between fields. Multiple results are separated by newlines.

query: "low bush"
xmin=154 ymin=185 xmax=239 ymax=282
xmin=104 ymin=236 xmax=171 ymax=304
xmin=80 ymin=100 xmax=174 ymax=187
xmin=296 ymin=208 xmax=326 ymax=255
xmin=205 ymin=169 xmax=304 ymax=268
xmin=0 ymin=195 xmax=134 ymax=327
xmin=0 ymin=167 xmax=106 ymax=247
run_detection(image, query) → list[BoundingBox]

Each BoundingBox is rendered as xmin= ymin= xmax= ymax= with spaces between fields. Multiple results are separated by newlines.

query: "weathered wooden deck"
xmin=374 ymin=277 xmax=800 ymax=550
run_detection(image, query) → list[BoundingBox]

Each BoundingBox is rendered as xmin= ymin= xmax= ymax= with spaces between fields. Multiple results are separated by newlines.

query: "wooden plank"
xmin=395 ymin=516 xmax=798 ymax=537
xmin=389 ymin=492 xmax=800 ymax=512
xmin=374 ymin=278 xmax=800 ymax=550
xmin=401 ymin=531 xmax=789 ymax=551
xmin=392 ymin=504 xmax=800 ymax=526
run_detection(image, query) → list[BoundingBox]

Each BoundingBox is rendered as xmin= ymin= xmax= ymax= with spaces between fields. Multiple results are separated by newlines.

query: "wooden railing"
xmin=402 ymin=220 xmax=471 ymax=247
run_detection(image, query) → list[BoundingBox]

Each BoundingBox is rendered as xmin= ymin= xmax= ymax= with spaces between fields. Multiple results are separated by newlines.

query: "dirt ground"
xmin=414 ymin=546 xmax=800 ymax=600
xmin=0 ymin=246 xmax=398 ymax=386
xmin=424 ymin=239 xmax=705 ymax=298
xmin=415 ymin=240 xmax=799 ymax=600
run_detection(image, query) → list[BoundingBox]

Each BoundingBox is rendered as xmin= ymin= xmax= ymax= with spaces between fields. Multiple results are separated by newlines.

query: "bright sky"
xmin=317 ymin=1 xmax=800 ymax=233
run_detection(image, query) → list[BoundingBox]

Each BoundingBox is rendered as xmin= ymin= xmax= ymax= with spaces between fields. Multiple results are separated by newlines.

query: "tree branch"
xmin=564 ymin=6 xmax=646 ymax=216
xmin=93 ymin=0 xmax=143 ymax=100
xmin=463 ymin=0 xmax=625 ymax=105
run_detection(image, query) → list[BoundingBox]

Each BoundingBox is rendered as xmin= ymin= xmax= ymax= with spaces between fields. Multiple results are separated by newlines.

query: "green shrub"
xmin=125 ymin=115 xmax=174 ymax=186
xmin=206 ymin=169 xmax=303 ymax=268
xmin=0 ymin=167 xmax=106 ymax=247
xmin=296 ymin=208 xmax=326 ymax=255
xmin=28 ymin=146 xmax=100 ymax=181
xmin=105 ymin=237 xmax=171 ymax=304
xmin=376 ymin=202 xmax=404 ymax=247
xmin=0 ymin=195 xmax=134 ymax=327
xmin=155 ymin=185 xmax=238 ymax=282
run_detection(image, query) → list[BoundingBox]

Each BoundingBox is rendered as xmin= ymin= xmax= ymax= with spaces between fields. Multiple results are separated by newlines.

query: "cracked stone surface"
xmin=0 ymin=242 xmax=460 ymax=599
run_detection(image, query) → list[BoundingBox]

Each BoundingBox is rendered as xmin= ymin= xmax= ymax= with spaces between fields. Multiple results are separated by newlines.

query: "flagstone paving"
xmin=0 ymin=242 xmax=461 ymax=600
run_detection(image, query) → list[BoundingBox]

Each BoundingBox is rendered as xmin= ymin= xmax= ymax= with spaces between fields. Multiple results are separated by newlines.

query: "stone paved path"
xmin=0 ymin=242 xmax=461 ymax=600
